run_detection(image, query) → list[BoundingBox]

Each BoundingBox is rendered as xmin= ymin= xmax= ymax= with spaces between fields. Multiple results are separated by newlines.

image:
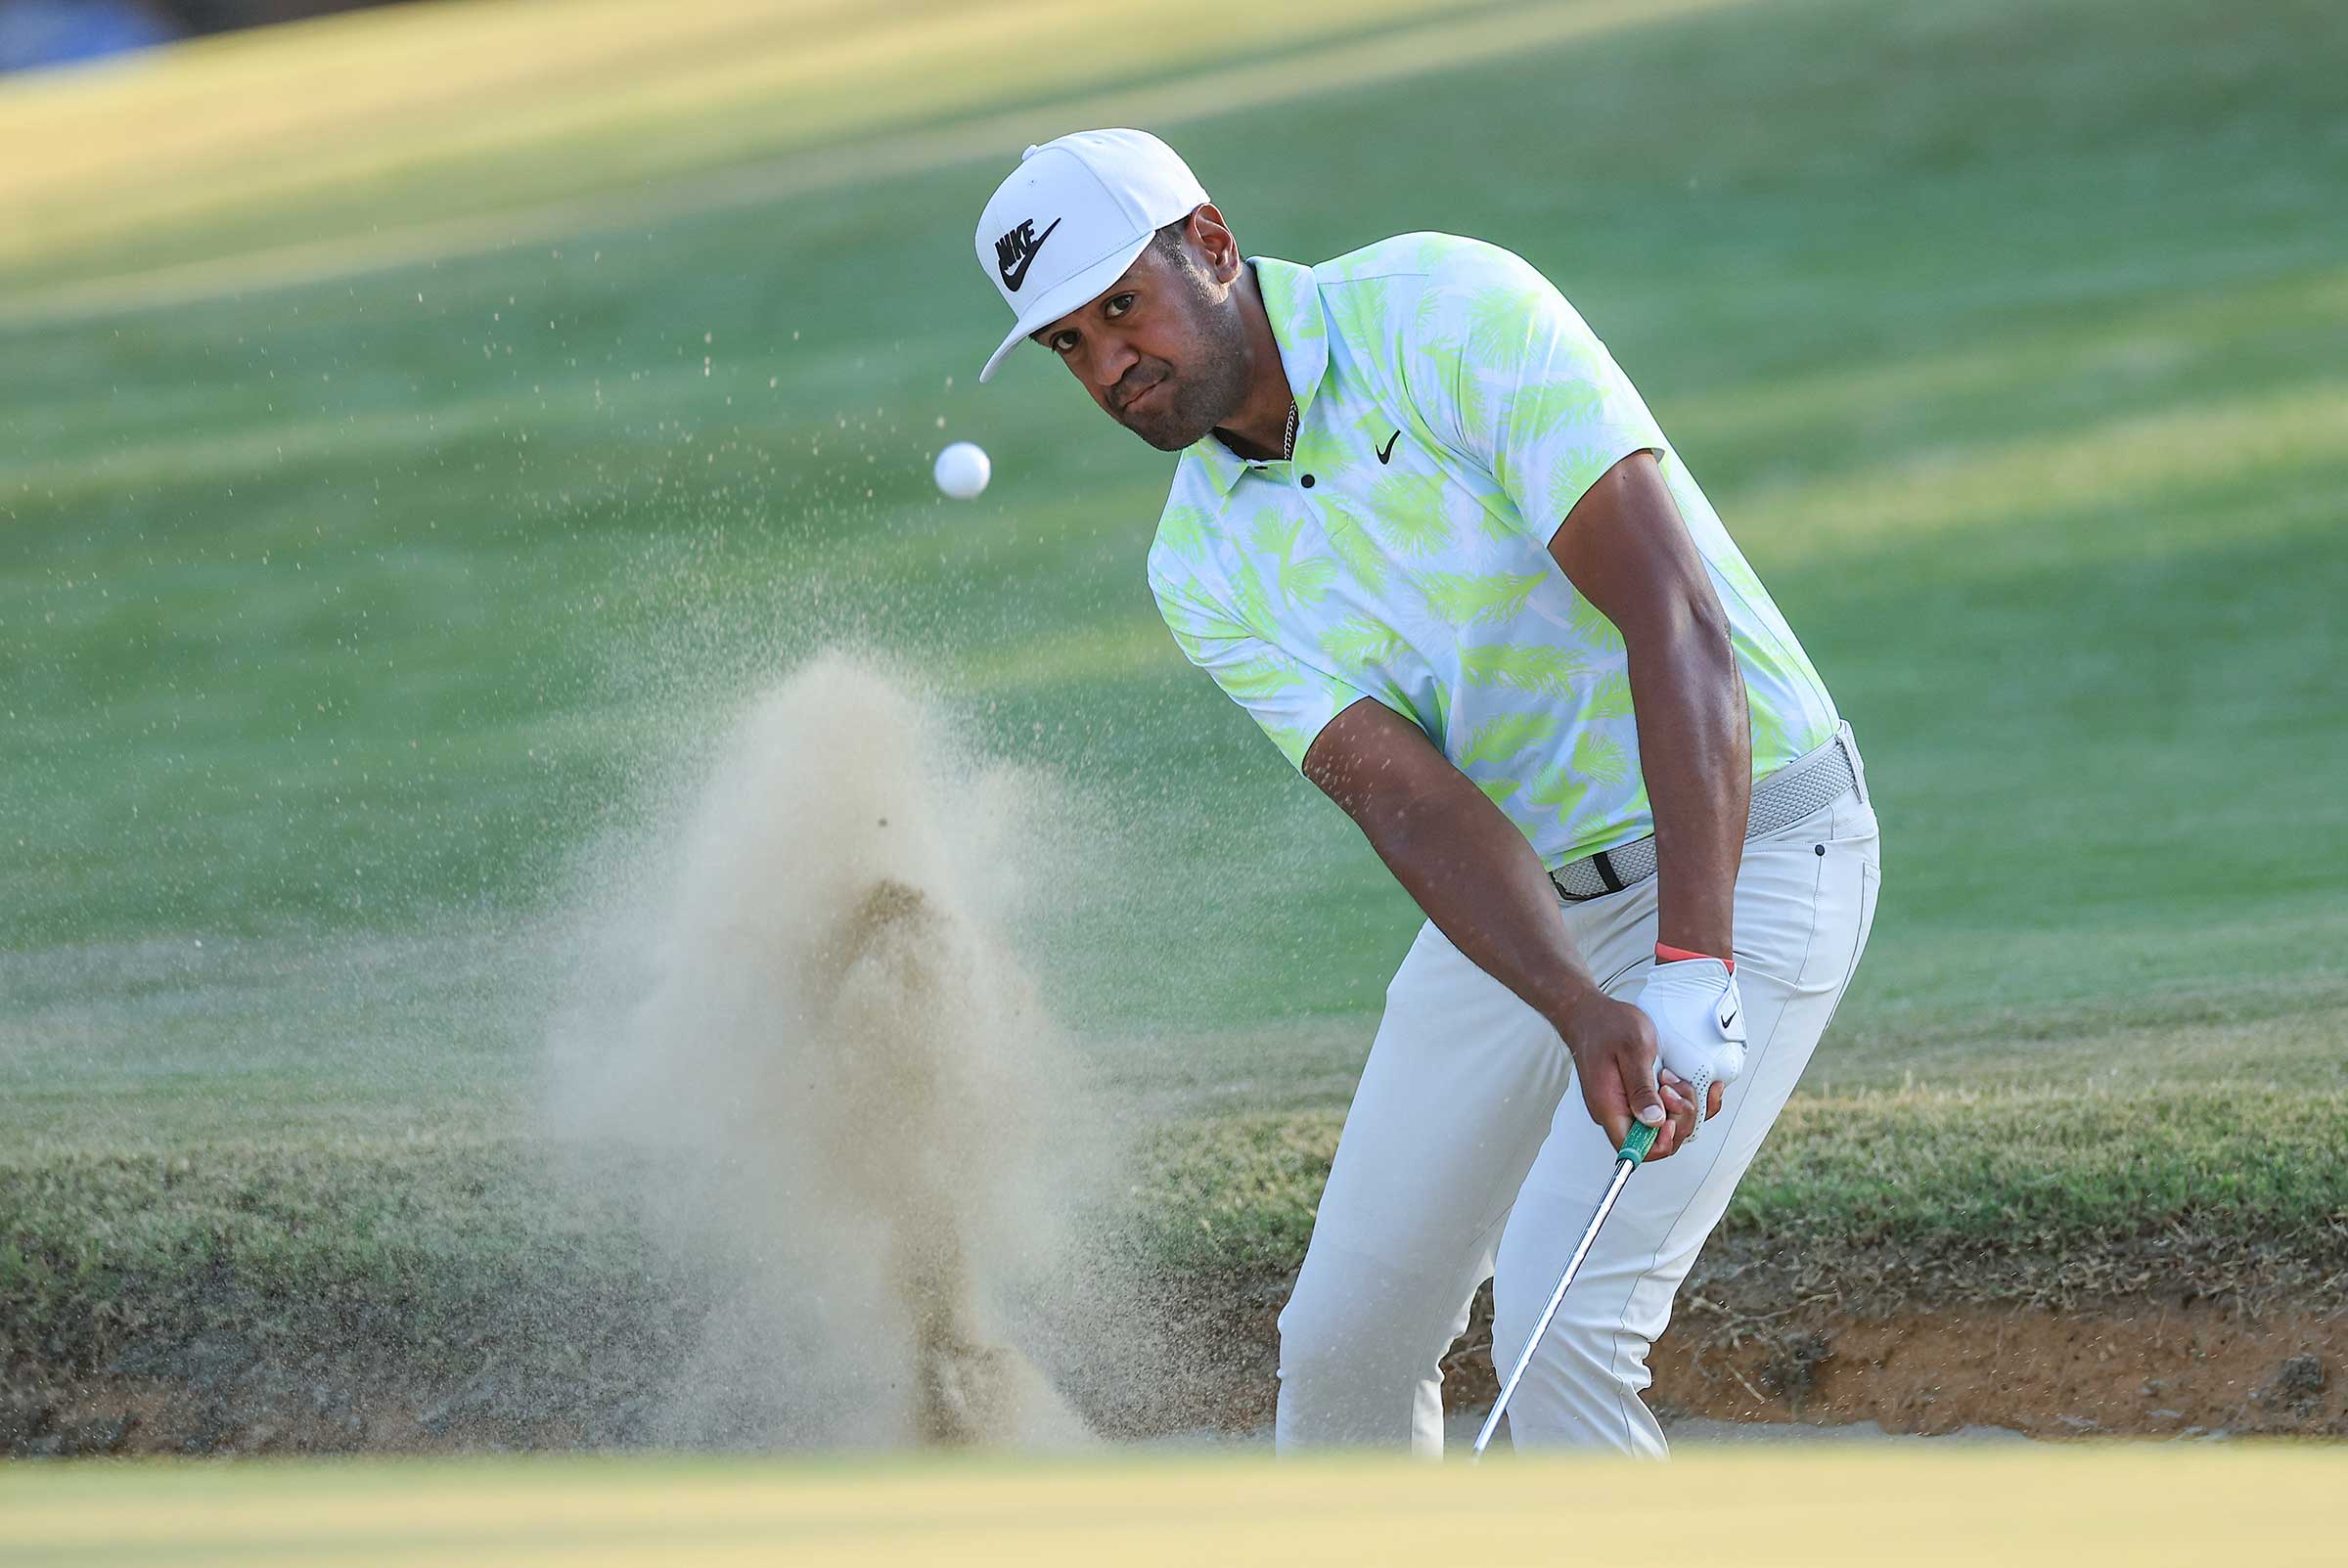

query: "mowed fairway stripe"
xmin=1736 ymin=378 xmax=2348 ymax=556
xmin=3 ymin=1450 xmax=2338 ymax=1565
xmin=0 ymin=0 xmax=1484 ymax=255
xmin=0 ymin=0 xmax=1748 ymax=326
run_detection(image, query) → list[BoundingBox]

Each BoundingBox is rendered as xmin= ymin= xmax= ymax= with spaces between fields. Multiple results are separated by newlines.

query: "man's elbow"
xmin=1687 ymin=584 xmax=1735 ymax=656
xmin=1303 ymin=700 xmax=1463 ymax=848
xmin=1629 ymin=580 xmax=1734 ymax=664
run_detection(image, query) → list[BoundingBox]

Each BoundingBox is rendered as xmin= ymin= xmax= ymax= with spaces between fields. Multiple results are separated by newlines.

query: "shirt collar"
xmin=1186 ymin=254 xmax=1331 ymax=497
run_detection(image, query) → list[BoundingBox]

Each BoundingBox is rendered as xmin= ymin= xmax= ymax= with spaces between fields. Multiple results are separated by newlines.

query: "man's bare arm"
xmin=1301 ymin=700 xmax=1700 ymax=1156
xmin=1548 ymin=451 xmax=1749 ymax=960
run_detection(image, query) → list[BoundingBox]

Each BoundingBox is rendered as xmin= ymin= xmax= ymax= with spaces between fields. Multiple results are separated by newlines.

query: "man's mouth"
xmin=1117 ymin=379 xmax=1166 ymax=415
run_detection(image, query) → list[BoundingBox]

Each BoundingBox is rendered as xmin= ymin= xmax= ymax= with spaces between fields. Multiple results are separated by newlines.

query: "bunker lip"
xmin=8 ymin=1269 xmax=2344 ymax=1457
xmin=7 ymin=1083 xmax=2347 ymax=1458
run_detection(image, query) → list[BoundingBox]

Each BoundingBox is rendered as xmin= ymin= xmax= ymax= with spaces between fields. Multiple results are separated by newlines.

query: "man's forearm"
xmin=1304 ymin=694 xmax=1699 ymax=1153
xmin=1351 ymin=768 xmax=1603 ymax=1027
xmin=1625 ymin=608 xmax=1750 ymax=959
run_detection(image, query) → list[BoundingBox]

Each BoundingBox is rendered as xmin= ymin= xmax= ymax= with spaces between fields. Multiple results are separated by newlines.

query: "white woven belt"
xmin=1550 ymin=726 xmax=1863 ymax=903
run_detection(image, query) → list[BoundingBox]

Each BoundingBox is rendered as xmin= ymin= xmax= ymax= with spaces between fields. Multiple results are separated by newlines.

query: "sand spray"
xmin=548 ymin=650 xmax=1138 ymax=1448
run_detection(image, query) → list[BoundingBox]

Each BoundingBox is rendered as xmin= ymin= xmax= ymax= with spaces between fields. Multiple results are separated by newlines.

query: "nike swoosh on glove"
xmin=1632 ymin=957 xmax=1747 ymax=1141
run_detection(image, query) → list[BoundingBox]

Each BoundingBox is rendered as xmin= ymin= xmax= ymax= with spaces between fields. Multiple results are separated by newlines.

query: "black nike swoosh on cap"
xmin=999 ymin=217 xmax=1062 ymax=292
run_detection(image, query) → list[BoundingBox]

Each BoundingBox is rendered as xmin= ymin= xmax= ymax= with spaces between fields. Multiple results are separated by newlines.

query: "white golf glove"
xmin=1633 ymin=957 xmax=1746 ymax=1140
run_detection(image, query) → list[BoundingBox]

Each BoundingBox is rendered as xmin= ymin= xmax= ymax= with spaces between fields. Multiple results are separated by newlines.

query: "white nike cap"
xmin=973 ymin=128 xmax=1209 ymax=383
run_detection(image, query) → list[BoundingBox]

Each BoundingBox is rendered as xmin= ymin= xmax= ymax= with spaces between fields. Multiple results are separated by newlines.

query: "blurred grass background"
xmin=2 ymin=0 xmax=2344 ymax=1269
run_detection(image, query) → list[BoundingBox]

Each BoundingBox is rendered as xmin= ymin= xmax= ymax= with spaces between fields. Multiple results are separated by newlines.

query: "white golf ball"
xmin=932 ymin=441 xmax=991 ymax=500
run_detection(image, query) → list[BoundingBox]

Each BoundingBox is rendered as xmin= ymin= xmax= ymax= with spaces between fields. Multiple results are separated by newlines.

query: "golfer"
xmin=972 ymin=129 xmax=1880 ymax=1456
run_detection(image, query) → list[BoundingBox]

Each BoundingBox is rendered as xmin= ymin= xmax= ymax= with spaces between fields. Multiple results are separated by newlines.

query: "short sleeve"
xmin=1151 ymin=577 xmax=1373 ymax=771
xmin=1407 ymin=243 xmax=1667 ymax=545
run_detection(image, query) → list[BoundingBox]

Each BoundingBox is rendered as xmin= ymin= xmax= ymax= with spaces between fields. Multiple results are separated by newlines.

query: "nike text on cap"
xmin=973 ymin=128 xmax=1209 ymax=383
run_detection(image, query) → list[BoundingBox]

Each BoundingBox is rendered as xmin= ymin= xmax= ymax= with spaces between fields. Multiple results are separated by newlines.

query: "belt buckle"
xmin=1551 ymin=862 xmax=1597 ymax=903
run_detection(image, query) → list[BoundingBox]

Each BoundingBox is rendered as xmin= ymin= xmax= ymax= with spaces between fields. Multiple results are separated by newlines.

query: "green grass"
xmin=1139 ymin=1088 xmax=2348 ymax=1293
xmin=0 ymin=1134 xmax=681 ymax=1388
xmin=4 ymin=0 xmax=2347 ymax=1365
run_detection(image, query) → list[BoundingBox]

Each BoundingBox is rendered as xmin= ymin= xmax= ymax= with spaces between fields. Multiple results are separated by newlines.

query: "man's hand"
xmin=1554 ymin=990 xmax=1722 ymax=1161
xmin=1633 ymin=958 xmax=1746 ymax=1141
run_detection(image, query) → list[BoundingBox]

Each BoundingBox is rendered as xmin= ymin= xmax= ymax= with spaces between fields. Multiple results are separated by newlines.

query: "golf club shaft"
xmin=1471 ymin=1121 xmax=1657 ymax=1456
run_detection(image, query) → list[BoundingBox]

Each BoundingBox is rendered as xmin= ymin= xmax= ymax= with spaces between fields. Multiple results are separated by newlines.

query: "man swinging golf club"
xmin=971 ymin=129 xmax=1881 ymax=1456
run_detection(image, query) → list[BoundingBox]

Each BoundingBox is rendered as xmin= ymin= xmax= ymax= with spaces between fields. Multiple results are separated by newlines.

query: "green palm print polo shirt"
xmin=1147 ymin=232 xmax=1839 ymax=871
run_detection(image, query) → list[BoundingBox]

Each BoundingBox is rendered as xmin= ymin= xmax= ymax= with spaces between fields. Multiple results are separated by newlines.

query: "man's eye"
xmin=1050 ymin=332 xmax=1078 ymax=354
xmin=1105 ymin=293 xmax=1136 ymax=318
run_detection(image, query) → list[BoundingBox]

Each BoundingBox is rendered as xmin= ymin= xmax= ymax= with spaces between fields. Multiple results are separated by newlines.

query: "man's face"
xmin=1029 ymin=221 xmax=1250 ymax=453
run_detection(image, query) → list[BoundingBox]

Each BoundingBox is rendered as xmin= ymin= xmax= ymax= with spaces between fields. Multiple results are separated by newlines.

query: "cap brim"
xmin=978 ymin=233 xmax=1152 ymax=383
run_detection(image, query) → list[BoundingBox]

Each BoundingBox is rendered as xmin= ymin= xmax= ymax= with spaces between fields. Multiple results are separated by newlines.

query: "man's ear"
xmin=1188 ymin=202 xmax=1242 ymax=284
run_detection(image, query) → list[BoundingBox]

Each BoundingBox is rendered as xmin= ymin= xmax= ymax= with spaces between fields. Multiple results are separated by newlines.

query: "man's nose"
xmin=1089 ymin=337 xmax=1141 ymax=394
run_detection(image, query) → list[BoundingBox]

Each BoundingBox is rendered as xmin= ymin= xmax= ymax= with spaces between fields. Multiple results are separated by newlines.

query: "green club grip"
xmin=1617 ymin=1121 xmax=1658 ymax=1165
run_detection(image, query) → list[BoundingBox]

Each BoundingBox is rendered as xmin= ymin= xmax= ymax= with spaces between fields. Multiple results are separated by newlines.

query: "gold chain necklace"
xmin=1281 ymin=399 xmax=1297 ymax=462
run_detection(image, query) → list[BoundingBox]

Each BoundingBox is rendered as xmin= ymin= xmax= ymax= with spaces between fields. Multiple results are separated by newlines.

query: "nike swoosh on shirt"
xmin=1377 ymin=429 xmax=1402 ymax=463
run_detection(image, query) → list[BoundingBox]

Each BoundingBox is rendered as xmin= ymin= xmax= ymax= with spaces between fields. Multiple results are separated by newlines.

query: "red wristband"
xmin=1655 ymin=942 xmax=1732 ymax=972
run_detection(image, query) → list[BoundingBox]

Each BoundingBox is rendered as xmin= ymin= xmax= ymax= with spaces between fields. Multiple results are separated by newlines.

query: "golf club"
xmin=1471 ymin=1119 xmax=1658 ymax=1456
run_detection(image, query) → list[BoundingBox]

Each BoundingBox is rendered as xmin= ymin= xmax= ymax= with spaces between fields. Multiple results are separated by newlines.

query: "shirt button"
xmin=1301 ymin=473 xmax=1316 ymax=488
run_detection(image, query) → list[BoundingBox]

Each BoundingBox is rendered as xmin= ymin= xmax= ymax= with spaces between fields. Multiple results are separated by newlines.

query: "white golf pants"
xmin=1275 ymin=730 xmax=1880 ymax=1456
